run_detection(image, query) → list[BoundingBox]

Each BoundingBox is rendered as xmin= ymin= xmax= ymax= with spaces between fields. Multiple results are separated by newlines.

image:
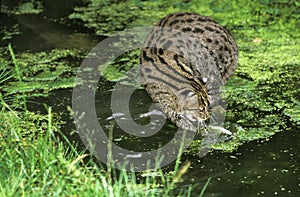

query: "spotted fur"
xmin=140 ymin=12 xmax=238 ymax=132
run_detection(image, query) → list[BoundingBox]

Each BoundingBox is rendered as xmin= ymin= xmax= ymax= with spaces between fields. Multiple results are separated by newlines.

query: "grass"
xmin=0 ymin=102 xmax=210 ymax=196
xmin=1 ymin=0 xmax=299 ymax=195
xmin=8 ymin=43 xmax=27 ymax=112
xmin=0 ymin=46 xmax=210 ymax=196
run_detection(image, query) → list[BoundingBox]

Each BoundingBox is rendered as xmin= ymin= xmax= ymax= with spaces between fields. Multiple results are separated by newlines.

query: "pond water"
xmin=27 ymin=83 xmax=300 ymax=196
xmin=3 ymin=3 xmax=300 ymax=196
xmin=1 ymin=0 xmax=101 ymax=52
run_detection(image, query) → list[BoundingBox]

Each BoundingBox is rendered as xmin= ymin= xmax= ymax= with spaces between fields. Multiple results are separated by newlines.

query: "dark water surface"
xmin=2 ymin=0 xmax=101 ymax=52
xmin=3 ymin=3 xmax=299 ymax=196
xmin=28 ymin=84 xmax=300 ymax=196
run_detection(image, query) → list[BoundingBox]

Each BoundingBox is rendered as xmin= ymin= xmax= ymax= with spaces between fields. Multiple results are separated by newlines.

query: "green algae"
xmin=1 ymin=1 xmax=43 ymax=15
xmin=69 ymin=0 xmax=299 ymax=36
xmin=1 ymin=0 xmax=299 ymax=154
xmin=1 ymin=48 xmax=84 ymax=95
xmin=72 ymin=0 xmax=299 ymax=153
xmin=98 ymin=49 xmax=140 ymax=82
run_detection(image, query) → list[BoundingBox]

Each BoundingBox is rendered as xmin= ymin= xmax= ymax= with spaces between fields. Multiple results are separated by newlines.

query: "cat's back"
xmin=140 ymin=12 xmax=238 ymax=131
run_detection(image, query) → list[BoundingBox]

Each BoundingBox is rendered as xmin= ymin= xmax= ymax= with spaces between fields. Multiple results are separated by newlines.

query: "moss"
xmin=98 ymin=49 xmax=140 ymax=82
xmin=68 ymin=0 xmax=202 ymax=36
xmin=2 ymin=48 xmax=85 ymax=95
xmin=1 ymin=1 xmax=43 ymax=15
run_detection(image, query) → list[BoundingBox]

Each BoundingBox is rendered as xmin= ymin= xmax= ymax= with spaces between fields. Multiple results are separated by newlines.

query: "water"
xmin=184 ymin=129 xmax=299 ymax=196
xmin=3 ymin=3 xmax=300 ymax=196
xmin=28 ymin=82 xmax=300 ymax=196
xmin=1 ymin=0 xmax=101 ymax=52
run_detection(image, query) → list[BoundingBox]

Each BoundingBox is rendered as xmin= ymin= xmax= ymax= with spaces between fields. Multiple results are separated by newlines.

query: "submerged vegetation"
xmin=0 ymin=0 xmax=299 ymax=196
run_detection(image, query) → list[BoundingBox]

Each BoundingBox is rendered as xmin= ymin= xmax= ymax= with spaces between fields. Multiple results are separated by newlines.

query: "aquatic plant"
xmin=3 ymin=48 xmax=85 ymax=96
